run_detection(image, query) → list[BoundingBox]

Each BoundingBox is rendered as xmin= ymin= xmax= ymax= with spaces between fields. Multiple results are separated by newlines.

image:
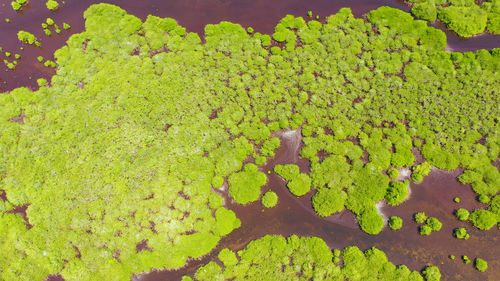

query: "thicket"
xmin=186 ymin=235 xmax=439 ymax=281
xmin=0 ymin=3 xmax=498 ymax=280
xmin=402 ymin=0 xmax=500 ymax=36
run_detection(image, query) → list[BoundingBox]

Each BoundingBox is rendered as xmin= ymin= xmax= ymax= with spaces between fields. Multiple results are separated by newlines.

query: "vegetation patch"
xmin=185 ymin=235 xmax=439 ymax=281
xmin=0 ymin=3 xmax=498 ymax=280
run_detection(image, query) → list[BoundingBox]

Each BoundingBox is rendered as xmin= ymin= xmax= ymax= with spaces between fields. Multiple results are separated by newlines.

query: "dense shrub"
xmin=426 ymin=217 xmax=443 ymax=231
xmin=455 ymin=208 xmax=470 ymax=221
xmin=311 ymin=187 xmax=347 ymax=217
xmin=414 ymin=212 xmax=428 ymax=223
xmin=438 ymin=6 xmax=488 ymax=37
xmin=412 ymin=2 xmax=437 ymax=21
xmin=261 ymin=191 xmax=278 ymax=208
xmin=389 ymin=216 xmax=403 ymax=230
xmin=454 ymin=227 xmax=470 ymax=240
xmin=474 ymin=257 xmax=488 ymax=272
xmin=228 ymin=164 xmax=267 ymax=204
xmin=469 ymin=209 xmax=498 ymax=230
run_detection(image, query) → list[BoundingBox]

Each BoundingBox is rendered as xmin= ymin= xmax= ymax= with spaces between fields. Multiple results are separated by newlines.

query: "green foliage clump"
xmin=274 ymin=164 xmax=311 ymax=196
xmin=389 ymin=216 xmax=403 ymax=230
xmin=469 ymin=209 xmax=498 ymax=230
xmin=215 ymin=207 xmax=241 ymax=236
xmin=414 ymin=212 xmax=428 ymax=223
xmin=462 ymin=255 xmax=471 ymax=264
xmin=385 ymin=180 xmax=409 ymax=205
xmin=260 ymin=137 xmax=280 ymax=157
xmin=218 ymin=248 xmax=238 ymax=267
xmin=228 ymin=163 xmax=267 ymax=204
xmin=455 ymin=208 xmax=470 ymax=221
xmin=419 ymin=224 xmax=432 ymax=235
xmin=426 ymin=217 xmax=443 ymax=231
xmin=422 ymin=266 xmax=442 ymax=281
xmin=11 ymin=1 xmax=21 ymax=11
xmin=387 ymin=167 xmax=399 ymax=179
xmin=187 ymin=235 xmax=429 ymax=281
xmin=412 ymin=2 xmax=437 ymax=21
xmin=46 ymin=0 xmax=59 ymax=10
xmin=474 ymin=257 xmax=488 ymax=272
xmin=438 ymin=6 xmax=488 ymax=37
xmin=358 ymin=206 xmax=384 ymax=235
xmin=411 ymin=162 xmax=432 ymax=182
xmin=311 ymin=187 xmax=347 ymax=217
xmin=261 ymin=191 xmax=278 ymax=208
xmin=453 ymin=197 xmax=461 ymax=203
xmin=454 ymin=227 xmax=470 ymax=240
xmin=478 ymin=194 xmax=490 ymax=203
xmin=17 ymin=31 xmax=37 ymax=45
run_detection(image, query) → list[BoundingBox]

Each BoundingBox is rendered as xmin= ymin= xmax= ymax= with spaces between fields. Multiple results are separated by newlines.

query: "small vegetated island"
xmin=0 ymin=3 xmax=499 ymax=281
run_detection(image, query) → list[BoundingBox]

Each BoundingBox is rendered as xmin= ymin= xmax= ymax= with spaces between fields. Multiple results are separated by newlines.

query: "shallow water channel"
xmin=1 ymin=1 xmax=499 ymax=280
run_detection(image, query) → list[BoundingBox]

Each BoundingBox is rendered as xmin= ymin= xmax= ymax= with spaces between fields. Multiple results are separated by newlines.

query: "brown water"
xmin=1 ymin=1 xmax=499 ymax=280
xmin=135 ymin=131 xmax=500 ymax=281
xmin=1 ymin=0 xmax=499 ymax=92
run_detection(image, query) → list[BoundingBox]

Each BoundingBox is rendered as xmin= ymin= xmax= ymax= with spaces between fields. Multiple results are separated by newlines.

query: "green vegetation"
xmin=312 ymin=187 xmax=347 ymax=217
xmin=462 ymin=255 xmax=471 ymax=264
xmin=0 ymin=3 xmax=498 ymax=280
xmin=419 ymin=224 xmax=432 ymax=235
xmin=455 ymin=208 xmax=470 ymax=221
xmin=261 ymin=191 xmax=278 ymax=208
xmin=449 ymin=254 xmax=455 ymax=260
xmin=228 ymin=164 xmax=267 ymax=204
xmin=389 ymin=216 xmax=403 ymax=230
xmin=385 ymin=180 xmax=409 ymax=205
xmin=412 ymin=2 xmax=437 ymax=21
xmin=426 ymin=217 xmax=442 ymax=231
xmin=274 ymin=164 xmax=311 ymax=196
xmin=422 ymin=266 xmax=441 ymax=281
xmin=402 ymin=0 xmax=500 ymax=37
xmin=11 ymin=0 xmax=26 ymax=11
xmin=454 ymin=227 xmax=470 ymax=240
xmin=478 ymin=194 xmax=490 ymax=203
xmin=411 ymin=162 xmax=431 ymax=183
xmin=474 ymin=257 xmax=488 ymax=272
xmin=187 ymin=235 xmax=437 ymax=280
xmin=438 ymin=6 xmax=487 ymax=37
xmin=46 ymin=0 xmax=59 ymax=10
xmin=17 ymin=31 xmax=37 ymax=45
xmin=414 ymin=212 xmax=428 ymax=223
xmin=387 ymin=167 xmax=399 ymax=179
xmin=453 ymin=197 xmax=461 ymax=203
xmin=469 ymin=209 xmax=498 ymax=230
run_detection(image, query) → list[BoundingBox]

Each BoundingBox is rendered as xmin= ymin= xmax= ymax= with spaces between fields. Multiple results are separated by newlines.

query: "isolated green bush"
xmin=474 ymin=257 xmax=488 ymax=272
xmin=261 ymin=191 xmax=278 ymax=208
xmin=389 ymin=216 xmax=403 ymax=230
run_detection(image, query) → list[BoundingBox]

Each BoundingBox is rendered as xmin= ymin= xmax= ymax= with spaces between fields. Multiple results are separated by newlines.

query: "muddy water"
xmin=135 ymin=131 xmax=500 ymax=281
xmin=1 ymin=0 xmax=499 ymax=92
